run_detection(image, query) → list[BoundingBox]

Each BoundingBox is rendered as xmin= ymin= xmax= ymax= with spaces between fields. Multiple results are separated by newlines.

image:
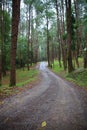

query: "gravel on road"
xmin=0 ymin=62 xmax=87 ymax=130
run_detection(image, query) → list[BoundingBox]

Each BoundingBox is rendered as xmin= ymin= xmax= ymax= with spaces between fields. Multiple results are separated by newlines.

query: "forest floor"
xmin=0 ymin=62 xmax=87 ymax=130
xmin=0 ymin=65 xmax=39 ymax=101
xmin=51 ymin=60 xmax=87 ymax=88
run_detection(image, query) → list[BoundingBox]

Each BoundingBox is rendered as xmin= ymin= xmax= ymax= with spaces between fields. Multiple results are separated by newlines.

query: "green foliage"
xmin=24 ymin=0 xmax=34 ymax=5
xmin=52 ymin=60 xmax=63 ymax=73
xmin=52 ymin=59 xmax=87 ymax=88
xmin=34 ymin=0 xmax=44 ymax=13
xmin=82 ymin=3 xmax=87 ymax=49
xmin=66 ymin=69 xmax=87 ymax=87
xmin=62 ymin=33 xmax=67 ymax=40
xmin=16 ymin=68 xmax=38 ymax=87
xmin=17 ymin=34 xmax=34 ymax=66
xmin=71 ymin=12 xmax=76 ymax=38
xmin=0 ymin=10 xmax=11 ymax=71
xmin=0 ymin=67 xmax=39 ymax=96
xmin=4 ymin=11 xmax=11 ymax=36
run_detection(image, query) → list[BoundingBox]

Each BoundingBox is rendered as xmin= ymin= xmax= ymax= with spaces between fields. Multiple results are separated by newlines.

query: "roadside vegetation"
xmin=0 ymin=66 xmax=39 ymax=98
xmin=51 ymin=58 xmax=87 ymax=89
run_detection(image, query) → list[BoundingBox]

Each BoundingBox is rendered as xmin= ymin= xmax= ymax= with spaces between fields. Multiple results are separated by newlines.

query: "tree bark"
xmin=65 ymin=0 xmax=74 ymax=73
xmin=35 ymin=11 xmax=39 ymax=63
xmin=31 ymin=7 xmax=34 ymax=65
xmin=55 ymin=0 xmax=62 ymax=67
xmin=2 ymin=2 xmax=6 ymax=76
xmin=62 ymin=0 xmax=67 ymax=70
xmin=84 ymin=37 xmax=87 ymax=68
xmin=84 ymin=50 xmax=87 ymax=68
xmin=0 ymin=0 xmax=3 ymax=85
xmin=26 ymin=4 xmax=31 ymax=70
xmin=74 ymin=0 xmax=79 ymax=68
xmin=46 ymin=11 xmax=50 ymax=67
xmin=10 ymin=0 xmax=21 ymax=86
xmin=60 ymin=0 xmax=67 ymax=70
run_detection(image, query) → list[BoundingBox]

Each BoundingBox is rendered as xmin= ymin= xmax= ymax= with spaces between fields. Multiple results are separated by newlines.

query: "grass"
xmin=16 ymin=68 xmax=38 ymax=87
xmin=0 ymin=66 xmax=39 ymax=98
xmin=52 ymin=60 xmax=67 ymax=77
xmin=66 ymin=68 xmax=87 ymax=87
xmin=52 ymin=61 xmax=64 ymax=73
xmin=52 ymin=59 xmax=87 ymax=89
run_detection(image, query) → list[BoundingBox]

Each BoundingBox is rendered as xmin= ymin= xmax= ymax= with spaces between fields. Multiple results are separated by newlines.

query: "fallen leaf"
xmin=0 ymin=101 xmax=4 ymax=105
xmin=41 ymin=121 xmax=47 ymax=127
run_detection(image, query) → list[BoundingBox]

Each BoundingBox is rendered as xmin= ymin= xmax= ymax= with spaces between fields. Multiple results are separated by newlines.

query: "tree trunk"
xmin=35 ymin=11 xmax=39 ymax=63
xmin=46 ymin=12 xmax=50 ymax=67
xmin=84 ymin=37 xmax=87 ymax=68
xmin=0 ymin=51 xmax=2 ymax=86
xmin=31 ymin=7 xmax=34 ymax=65
xmin=65 ymin=0 xmax=74 ymax=73
xmin=55 ymin=0 xmax=62 ymax=68
xmin=74 ymin=0 xmax=79 ymax=68
xmin=26 ymin=5 xmax=31 ymax=70
xmin=10 ymin=0 xmax=21 ymax=86
xmin=0 ymin=0 xmax=2 ymax=86
xmin=0 ymin=0 xmax=3 ymax=85
xmin=1 ymin=2 xmax=6 ymax=76
xmin=61 ymin=0 xmax=67 ymax=70
xmin=0 ymin=46 xmax=2 ymax=85
xmin=84 ymin=49 xmax=87 ymax=68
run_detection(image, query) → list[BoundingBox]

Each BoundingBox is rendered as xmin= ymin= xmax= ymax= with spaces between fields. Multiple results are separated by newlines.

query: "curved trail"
xmin=0 ymin=62 xmax=87 ymax=130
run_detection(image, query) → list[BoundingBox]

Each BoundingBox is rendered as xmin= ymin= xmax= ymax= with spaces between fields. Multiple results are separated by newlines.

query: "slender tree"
xmin=0 ymin=0 xmax=2 ymax=85
xmin=65 ymin=0 xmax=74 ymax=72
xmin=26 ymin=4 xmax=31 ymax=70
xmin=74 ymin=0 xmax=80 ymax=68
xmin=60 ymin=0 xmax=67 ymax=70
xmin=10 ymin=0 xmax=21 ymax=86
xmin=83 ymin=11 xmax=87 ymax=68
xmin=55 ymin=0 xmax=61 ymax=67
xmin=46 ymin=9 xmax=50 ymax=67
xmin=1 ymin=1 xmax=6 ymax=76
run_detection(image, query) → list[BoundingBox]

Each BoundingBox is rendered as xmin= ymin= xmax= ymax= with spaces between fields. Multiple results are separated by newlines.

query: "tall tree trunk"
xmin=74 ymin=0 xmax=79 ymax=68
xmin=27 ymin=7 xmax=30 ymax=70
xmin=61 ymin=0 xmax=67 ymax=70
xmin=55 ymin=0 xmax=62 ymax=67
xmin=31 ymin=7 xmax=34 ymax=65
xmin=65 ymin=0 xmax=74 ymax=73
xmin=84 ymin=50 xmax=87 ymax=68
xmin=46 ymin=15 xmax=50 ymax=67
xmin=0 ymin=43 xmax=2 ymax=85
xmin=50 ymin=38 xmax=54 ymax=67
xmin=35 ymin=11 xmax=39 ymax=63
xmin=10 ymin=0 xmax=21 ymax=86
xmin=0 ymin=50 xmax=2 ymax=86
xmin=18 ymin=23 xmax=22 ymax=69
xmin=2 ymin=2 xmax=6 ymax=76
xmin=0 ymin=2 xmax=2 ymax=86
xmin=0 ymin=0 xmax=3 ymax=85
xmin=84 ymin=37 xmax=87 ymax=68
xmin=26 ymin=5 xmax=31 ymax=70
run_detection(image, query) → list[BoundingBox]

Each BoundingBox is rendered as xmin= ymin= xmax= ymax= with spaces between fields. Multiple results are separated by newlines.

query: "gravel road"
xmin=0 ymin=62 xmax=87 ymax=130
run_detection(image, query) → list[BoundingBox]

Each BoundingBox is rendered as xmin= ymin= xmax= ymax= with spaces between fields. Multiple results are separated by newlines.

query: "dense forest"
xmin=0 ymin=0 xmax=87 ymax=86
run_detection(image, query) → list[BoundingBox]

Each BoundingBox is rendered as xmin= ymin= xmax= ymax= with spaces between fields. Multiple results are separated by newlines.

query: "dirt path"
xmin=0 ymin=62 xmax=87 ymax=130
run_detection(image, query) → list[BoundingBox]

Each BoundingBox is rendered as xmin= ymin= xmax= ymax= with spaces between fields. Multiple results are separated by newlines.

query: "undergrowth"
xmin=52 ymin=59 xmax=87 ymax=89
xmin=0 ymin=67 xmax=39 ymax=98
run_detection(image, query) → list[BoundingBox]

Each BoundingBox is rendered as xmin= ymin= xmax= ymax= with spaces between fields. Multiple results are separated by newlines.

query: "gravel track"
xmin=0 ymin=62 xmax=87 ymax=130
